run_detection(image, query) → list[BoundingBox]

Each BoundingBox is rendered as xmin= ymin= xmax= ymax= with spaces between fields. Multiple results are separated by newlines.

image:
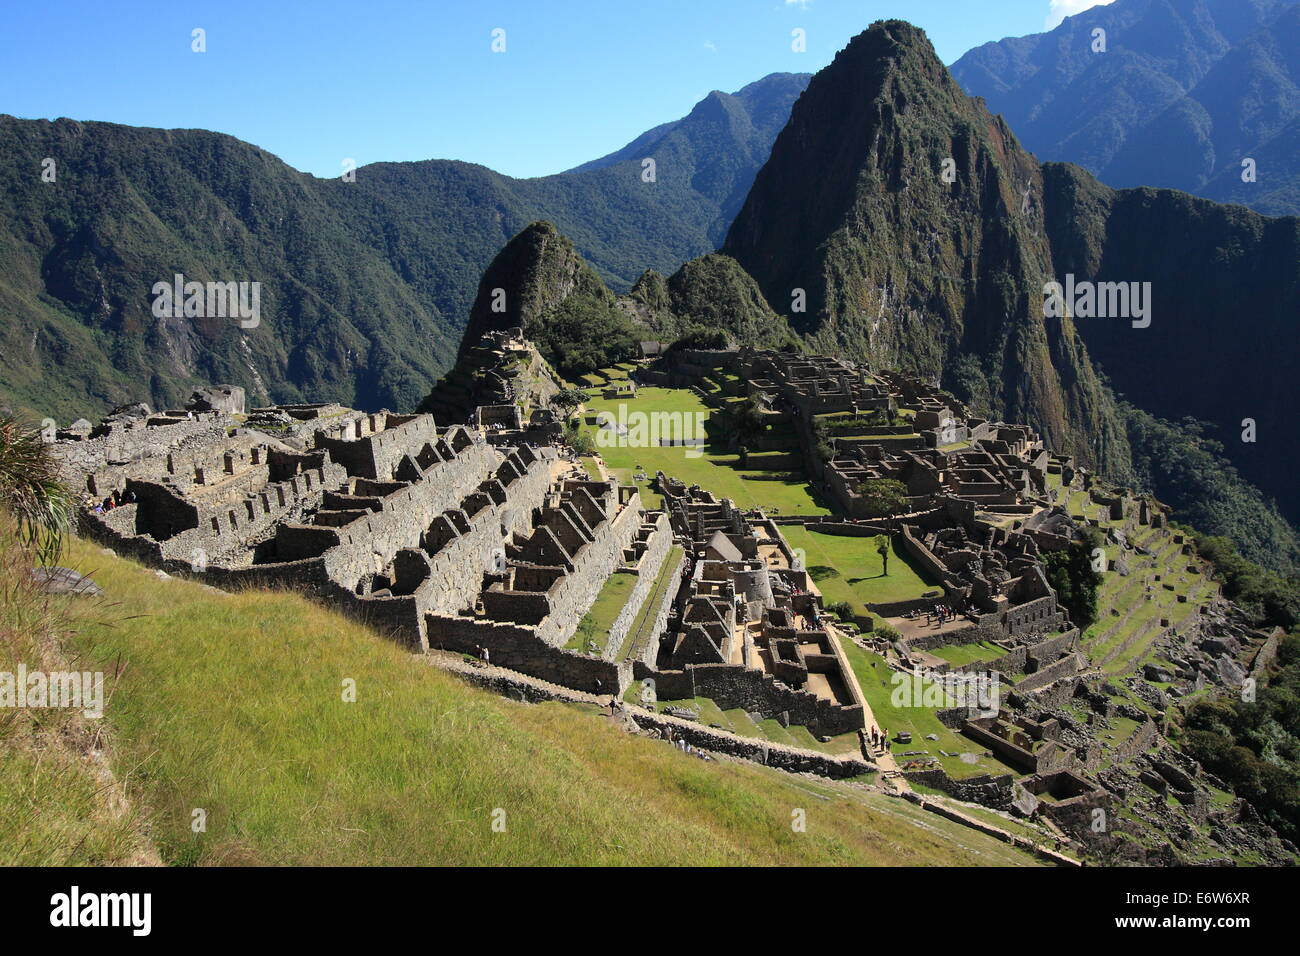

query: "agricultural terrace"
xmin=1044 ymin=472 xmax=1219 ymax=680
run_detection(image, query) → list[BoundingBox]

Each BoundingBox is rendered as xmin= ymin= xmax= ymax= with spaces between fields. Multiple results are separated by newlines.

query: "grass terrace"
xmin=837 ymin=638 xmax=1019 ymax=780
xmin=566 ymin=570 xmax=638 ymax=654
xmin=930 ymin=641 xmax=1006 ymax=667
xmin=780 ymin=526 xmax=938 ymax=619
xmin=616 ymin=545 xmax=684 ymax=661
xmin=581 ymin=383 xmax=829 ymax=515
xmin=1083 ymin=520 xmax=1210 ymax=677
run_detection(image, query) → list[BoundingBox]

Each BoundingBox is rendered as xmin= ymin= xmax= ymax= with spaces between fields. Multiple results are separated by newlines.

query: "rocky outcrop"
xmin=457 ymin=221 xmax=619 ymax=353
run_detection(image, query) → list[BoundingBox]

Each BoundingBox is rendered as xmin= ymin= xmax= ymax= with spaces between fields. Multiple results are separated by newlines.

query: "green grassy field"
xmin=581 ymin=385 xmax=829 ymax=515
xmin=30 ymin=532 xmax=1038 ymax=866
xmin=780 ymin=526 xmax=938 ymax=616
xmin=838 ymin=638 xmax=1018 ymax=780
xmin=617 ymin=545 xmax=683 ymax=661
xmin=930 ymin=642 xmax=1005 ymax=666
xmin=566 ymin=571 xmax=638 ymax=653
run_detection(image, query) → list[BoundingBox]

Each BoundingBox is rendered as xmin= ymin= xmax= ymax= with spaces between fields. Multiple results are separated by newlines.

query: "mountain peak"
xmin=457 ymin=221 xmax=613 ymax=356
xmin=723 ymin=19 xmax=1110 ymax=468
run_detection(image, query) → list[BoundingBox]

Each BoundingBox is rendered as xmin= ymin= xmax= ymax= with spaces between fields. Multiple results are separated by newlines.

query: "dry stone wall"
xmin=651 ymin=662 xmax=864 ymax=738
xmin=603 ymin=512 xmax=671 ymax=662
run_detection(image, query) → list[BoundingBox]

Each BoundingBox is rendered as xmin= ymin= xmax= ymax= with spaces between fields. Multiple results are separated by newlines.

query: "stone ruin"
xmin=50 ymin=383 xmax=674 ymax=697
xmin=51 ymin=371 xmax=878 ymax=748
xmin=421 ymin=327 xmax=562 ymax=429
xmin=647 ymin=477 xmax=867 ymax=740
xmin=43 ymin=340 xmax=1288 ymax=860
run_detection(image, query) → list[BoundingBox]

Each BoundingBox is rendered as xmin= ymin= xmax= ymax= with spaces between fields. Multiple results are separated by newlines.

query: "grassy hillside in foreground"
xmin=34 ymin=533 xmax=1040 ymax=867
xmin=0 ymin=517 xmax=154 ymax=865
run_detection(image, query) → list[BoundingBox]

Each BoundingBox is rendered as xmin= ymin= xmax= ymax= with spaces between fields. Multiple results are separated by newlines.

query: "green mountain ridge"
xmin=952 ymin=0 xmax=1300 ymax=216
xmin=724 ymin=20 xmax=1129 ymax=475
xmin=0 ymin=72 xmax=810 ymax=419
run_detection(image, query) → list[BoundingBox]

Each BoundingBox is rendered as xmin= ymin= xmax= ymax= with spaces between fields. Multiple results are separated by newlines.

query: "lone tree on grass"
xmin=874 ymin=534 xmax=891 ymax=576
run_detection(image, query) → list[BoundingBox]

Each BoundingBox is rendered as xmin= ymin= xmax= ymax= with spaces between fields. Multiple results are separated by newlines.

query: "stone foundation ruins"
xmin=44 ymin=335 xmax=1292 ymax=861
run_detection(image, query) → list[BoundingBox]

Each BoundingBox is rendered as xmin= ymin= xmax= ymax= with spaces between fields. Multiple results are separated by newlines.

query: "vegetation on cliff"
xmin=1181 ymin=633 xmax=1300 ymax=844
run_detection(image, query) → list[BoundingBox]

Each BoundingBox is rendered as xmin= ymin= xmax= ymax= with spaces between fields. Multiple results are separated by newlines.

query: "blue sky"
xmin=0 ymin=0 xmax=1114 ymax=179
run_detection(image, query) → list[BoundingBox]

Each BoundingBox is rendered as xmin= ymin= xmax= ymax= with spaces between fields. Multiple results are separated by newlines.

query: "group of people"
xmin=926 ymin=604 xmax=957 ymax=627
xmin=672 ymin=736 xmax=711 ymax=761
xmin=86 ymin=488 xmax=136 ymax=514
xmin=654 ymin=727 xmax=713 ymax=761
xmin=867 ymin=726 xmax=892 ymax=753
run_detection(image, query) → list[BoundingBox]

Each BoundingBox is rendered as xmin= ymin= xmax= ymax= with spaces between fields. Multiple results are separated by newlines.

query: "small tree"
xmin=855 ymin=478 xmax=908 ymax=518
xmin=728 ymin=396 xmax=767 ymax=462
xmin=563 ymin=423 xmax=597 ymax=456
xmin=552 ymin=387 xmax=589 ymax=418
xmin=0 ymin=415 xmax=75 ymax=566
xmin=874 ymin=534 xmax=891 ymax=576
xmin=577 ymin=615 xmax=601 ymax=654
xmin=826 ymin=600 xmax=855 ymax=622
xmin=1043 ymin=525 xmax=1104 ymax=630
xmin=810 ymin=417 xmax=834 ymax=462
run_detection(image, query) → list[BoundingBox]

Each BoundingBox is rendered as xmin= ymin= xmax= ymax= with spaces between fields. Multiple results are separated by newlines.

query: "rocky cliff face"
xmin=723 ymin=20 xmax=1129 ymax=472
